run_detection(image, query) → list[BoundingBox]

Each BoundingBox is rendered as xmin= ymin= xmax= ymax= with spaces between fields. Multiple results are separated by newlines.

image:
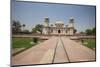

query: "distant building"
xmin=42 ymin=17 xmax=75 ymax=35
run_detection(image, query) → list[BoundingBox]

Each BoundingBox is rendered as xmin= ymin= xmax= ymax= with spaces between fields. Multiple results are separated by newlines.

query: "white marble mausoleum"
xmin=42 ymin=17 xmax=75 ymax=35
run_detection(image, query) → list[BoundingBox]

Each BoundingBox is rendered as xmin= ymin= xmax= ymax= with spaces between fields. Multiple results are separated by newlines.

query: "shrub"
xmin=33 ymin=37 xmax=38 ymax=43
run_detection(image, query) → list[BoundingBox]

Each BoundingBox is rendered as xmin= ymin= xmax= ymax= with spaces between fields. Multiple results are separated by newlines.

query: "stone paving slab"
xmin=40 ymin=49 xmax=54 ymax=64
xmin=61 ymin=37 xmax=95 ymax=62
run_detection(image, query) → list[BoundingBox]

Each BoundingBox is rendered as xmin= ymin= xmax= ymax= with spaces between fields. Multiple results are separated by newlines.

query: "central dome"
xmin=55 ymin=21 xmax=64 ymax=27
xmin=55 ymin=21 xmax=64 ymax=24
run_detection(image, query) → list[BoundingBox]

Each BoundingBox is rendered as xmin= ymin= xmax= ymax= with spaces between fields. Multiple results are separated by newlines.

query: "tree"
xmin=22 ymin=24 xmax=26 ymax=31
xmin=86 ymin=29 xmax=92 ymax=35
xmin=80 ymin=31 xmax=84 ymax=34
xmin=23 ymin=30 xmax=30 ymax=34
xmin=32 ymin=28 xmax=37 ymax=33
xmin=12 ymin=20 xmax=21 ymax=33
xmin=32 ymin=24 xmax=43 ymax=34
xmin=92 ymin=27 xmax=96 ymax=35
xmin=85 ymin=27 xmax=96 ymax=35
xmin=74 ymin=29 xmax=77 ymax=33
xmin=32 ymin=37 xmax=38 ymax=43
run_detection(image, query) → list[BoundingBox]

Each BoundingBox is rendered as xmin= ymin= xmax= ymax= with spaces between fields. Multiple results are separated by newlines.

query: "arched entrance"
xmin=58 ymin=29 xmax=61 ymax=33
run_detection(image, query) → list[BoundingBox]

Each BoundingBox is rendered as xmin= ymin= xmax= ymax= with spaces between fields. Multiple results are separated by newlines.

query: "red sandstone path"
xmin=12 ymin=36 xmax=95 ymax=66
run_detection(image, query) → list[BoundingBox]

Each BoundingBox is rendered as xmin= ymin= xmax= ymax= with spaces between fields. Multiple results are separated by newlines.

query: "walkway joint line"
xmin=60 ymin=36 xmax=70 ymax=62
xmin=52 ymin=37 xmax=59 ymax=64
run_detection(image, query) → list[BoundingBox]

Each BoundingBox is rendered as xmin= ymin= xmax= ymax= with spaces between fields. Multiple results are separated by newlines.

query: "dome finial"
xmin=70 ymin=16 xmax=74 ymax=20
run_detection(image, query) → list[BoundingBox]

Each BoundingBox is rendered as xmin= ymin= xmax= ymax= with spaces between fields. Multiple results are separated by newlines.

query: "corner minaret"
xmin=69 ymin=17 xmax=74 ymax=28
xmin=44 ymin=17 xmax=49 ymax=27
xmin=67 ymin=17 xmax=75 ymax=35
xmin=42 ymin=17 xmax=50 ymax=35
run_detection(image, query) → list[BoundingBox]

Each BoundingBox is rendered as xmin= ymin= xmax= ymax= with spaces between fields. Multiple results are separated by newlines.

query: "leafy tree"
xmin=22 ymin=24 xmax=26 ymax=31
xmin=33 ymin=37 xmax=38 ymax=43
xmin=32 ymin=24 xmax=43 ymax=34
xmin=92 ymin=27 xmax=96 ymax=35
xmin=86 ymin=29 xmax=92 ymax=35
xmin=74 ymin=29 xmax=77 ymax=33
xmin=12 ymin=21 xmax=21 ymax=33
xmin=23 ymin=30 xmax=30 ymax=34
xmin=32 ymin=28 xmax=37 ymax=33
xmin=80 ymin=31 xmax=84 ymax=34
xmin=23 ymin=30 xmax=29 ymax=32
xmin=85 ymin=27 xmax=96 ymax=35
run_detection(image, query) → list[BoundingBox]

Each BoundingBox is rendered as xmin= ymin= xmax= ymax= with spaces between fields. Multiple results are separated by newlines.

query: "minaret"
xmin=42 ymin=17 xmax=50 ymax=35
xmin=67 ymin=17 xmax=75 ymax=35
xmin=69 ymin=17 xmax=74 ymax=28
xmin=44 ymin=17 xmax=49 ymax=27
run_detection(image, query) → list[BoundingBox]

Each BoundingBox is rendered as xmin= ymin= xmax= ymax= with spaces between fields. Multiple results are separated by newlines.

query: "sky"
xmin=11 ymin=0 xmax=96 ymax=32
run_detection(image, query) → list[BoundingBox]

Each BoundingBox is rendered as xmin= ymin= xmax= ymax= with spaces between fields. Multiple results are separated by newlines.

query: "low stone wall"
xmin=78 ymin=36 xmax=96 ymax=39
xmin=12 ymin=35 xmax=50 ymax=40
xmin=12 ymin=34 xmax=96 ymax=40
xmin=70 ymin=36 xmax=96 ymax=41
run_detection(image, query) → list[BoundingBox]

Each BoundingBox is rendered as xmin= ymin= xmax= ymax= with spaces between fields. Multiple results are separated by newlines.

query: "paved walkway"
xmin=53 ymin=37 xmax=69 ymax=63
xmin=62 ymin=37 xmax=95 ymax=62
xmin=12 ymin=36 xmax=95 ymax=66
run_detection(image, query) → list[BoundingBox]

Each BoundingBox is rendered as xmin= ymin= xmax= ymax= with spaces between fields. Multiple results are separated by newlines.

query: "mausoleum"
xmin=42 ymin=17 xmax=75 ymax=35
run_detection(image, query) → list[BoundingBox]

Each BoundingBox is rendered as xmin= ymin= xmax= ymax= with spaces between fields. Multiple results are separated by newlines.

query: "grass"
xmin=81 ymin=39 xmax=96 ymax=49
xmin=12 ymin=38 xmax=35 ymax=49
xmin=12 ymin=37 xmax=40 ymax=56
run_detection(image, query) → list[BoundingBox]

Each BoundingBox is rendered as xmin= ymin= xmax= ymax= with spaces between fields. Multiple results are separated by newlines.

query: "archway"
xmin=58 ymin=29 xmax=61 ymax=33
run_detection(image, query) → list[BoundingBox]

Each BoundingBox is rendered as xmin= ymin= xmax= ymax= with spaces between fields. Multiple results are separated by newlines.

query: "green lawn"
xmin=82 ymin=39 xmax=96 ymax=49
xmin=12 ymin=38 xmax=36 ymax=49
xmin=12 ymin=37 xmax=41 ymax=56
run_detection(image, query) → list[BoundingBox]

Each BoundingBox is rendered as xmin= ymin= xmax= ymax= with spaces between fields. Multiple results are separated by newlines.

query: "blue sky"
xmin=11 ymin=0 xmax=96 ymax=32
